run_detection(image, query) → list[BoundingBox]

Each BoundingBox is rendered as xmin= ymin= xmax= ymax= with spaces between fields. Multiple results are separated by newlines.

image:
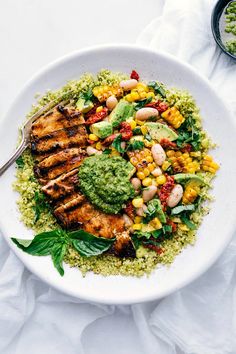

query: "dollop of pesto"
xmin=78 ymin=155 xmax=135 ymax=214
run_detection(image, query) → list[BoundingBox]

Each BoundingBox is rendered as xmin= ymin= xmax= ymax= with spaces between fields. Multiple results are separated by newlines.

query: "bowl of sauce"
xmin=211 ymin=0 xmax=236 ymax=59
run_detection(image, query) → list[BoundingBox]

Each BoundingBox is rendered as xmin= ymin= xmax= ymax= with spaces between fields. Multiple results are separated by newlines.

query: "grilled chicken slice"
xmin=42 ymin=169 xmax=79 ymax=201
xmin=31 ymin=106 xmax=85 ymax=139
xmin=31 ymin=124 xmax=87 ymax=154
xmin=54 ymin=198 xmax=125 ymax=238
xmin=34 ymin=148 xmax=85 ymax=182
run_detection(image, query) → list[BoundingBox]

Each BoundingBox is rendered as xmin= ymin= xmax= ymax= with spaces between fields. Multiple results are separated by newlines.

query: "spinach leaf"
xmin=12 ymin=229 xmax=68 ymax=276
xmin=69 ymin=230 xmax=115 ymax=257
xmin=112 ymin=134 xmax=126 ymax=153
xmin=132 ymin=127 xmax=142 ymax=135
xmin=181 ymin=215 xmax=196 ymax=230
xmin=33 ymin=191 xmax=51 ymax=223
xmin=126 ymin=140 xmax=144 ymax=151
xmin=171 ymin=204 xmax=195 ymax=215
xmin=147 ymin=81 xmax=166 ymax=98
xmin=16 ymin=156 xmax=24 ymax=169
xmin=102 ymin=148 xmax=112 ymax=155
xmin=134 ymin=97 xmax=152 ymax=111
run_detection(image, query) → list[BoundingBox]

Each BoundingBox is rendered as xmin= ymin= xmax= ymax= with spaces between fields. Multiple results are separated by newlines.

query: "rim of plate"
xmin=1 ymin=44 xmax=236 ymax=304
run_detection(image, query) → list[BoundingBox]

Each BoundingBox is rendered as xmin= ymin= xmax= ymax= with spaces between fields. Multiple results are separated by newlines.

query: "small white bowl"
xmin=0 ymin=44 xmax=236 ymax=304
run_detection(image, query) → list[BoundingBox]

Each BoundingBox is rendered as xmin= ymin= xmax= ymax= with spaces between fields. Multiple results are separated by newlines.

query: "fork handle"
xmin=0 ymin=139 xmax=28 ymax=177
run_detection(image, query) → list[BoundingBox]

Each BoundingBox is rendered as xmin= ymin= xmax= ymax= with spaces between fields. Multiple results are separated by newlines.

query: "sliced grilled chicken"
xmin=31 ymin=125 xmax=87 ymax=154
xmin=42 ymin=169 xmax=79 ymax=200
xmin=34 ymin=148 xmax=85 ymax=182
xmin=31 ymin=106 xmax=85 ymax=139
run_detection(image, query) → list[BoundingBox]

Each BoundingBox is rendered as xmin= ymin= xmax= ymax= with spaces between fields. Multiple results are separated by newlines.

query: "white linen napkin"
xmin=0 ymin=0 xmax=236 ymax=353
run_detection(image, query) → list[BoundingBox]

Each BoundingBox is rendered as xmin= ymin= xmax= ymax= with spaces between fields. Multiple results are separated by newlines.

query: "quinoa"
xmin=13 ymin=70 xmax=217 ymax=277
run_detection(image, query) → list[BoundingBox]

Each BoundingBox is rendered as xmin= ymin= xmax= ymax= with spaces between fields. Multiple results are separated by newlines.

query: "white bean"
xmin=136 ymin=204 xmax=148 ymax=216
xmin=151 ymin=144 xmax=166 ymax=166
xmin=167 ymin=184 xmax=183 ymax=208
xmin=119 ymin=79 xmax=138 ymax=91
xmin=86 ymin=146 xmax=102 ymax=156
xmin=120 ymin=141 xmax=126 ymax=150
xmin=123 ymin=214 xmax=133 ymax=228
xmin=151 ymin=167 xmax=162 ymax=177
xmin=142 ymin=185 xmax=157 ymax=203
xmin=106 ymin=96 xmax=118 ymax=110
xmin=135 ymin=108 xmax=159 ymax=121
xmin=131 ymin=177 xmax=141 ymax=191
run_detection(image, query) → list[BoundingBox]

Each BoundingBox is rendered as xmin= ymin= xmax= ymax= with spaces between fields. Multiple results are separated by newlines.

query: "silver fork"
xmin=0 ymin=95 xmax=71 ymax=177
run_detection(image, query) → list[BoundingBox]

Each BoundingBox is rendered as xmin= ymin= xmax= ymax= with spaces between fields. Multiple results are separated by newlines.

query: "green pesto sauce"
xmin=78 ymin=155 xmax=135 ymax=214
xmin=223 ymin=1 xmax=236 ymax=55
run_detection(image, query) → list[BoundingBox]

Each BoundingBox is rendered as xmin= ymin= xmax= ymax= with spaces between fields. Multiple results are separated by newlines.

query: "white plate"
xmin=0 ymin=45 xmax=236 ymax=304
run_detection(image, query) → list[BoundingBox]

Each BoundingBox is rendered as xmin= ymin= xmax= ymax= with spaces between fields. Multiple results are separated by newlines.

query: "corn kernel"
xmin=178 ymin=224 xmax=189 ymax=231
xmin=126 ymin=94 xmax=133 ymax=102
xmin=136 ymin=82 xmax=148 ymax=91
xmin=89 ymin=134 xmax=99 ymax=142
xmin=131 ymin=91 xmax=140 ymax=101
xmin=146 ymin=91 xmax=155 ymax=98
xmin=134 ymin=216 xmax=142 ymax=223
xmin=96 ymin=142 xmax=103 ymax=150
xmin=141 ymin=126 xmax=148 ymax=135
xmin=133 ymin=223 xmax=142 ymax=231
xmin=96 ymin=106 xmax=103 ymax=113
xmin=162 ymin=161 xmax=171 ymax=171
xmin=142 ymin=177 xmax=152 ymax=186
xmin=156 ymin=175 xmax=167 ymax=185
xmin=137 ymin=171 xmax=145 ymax=180
xmin=139 ymin=91 xmax=147 ymax=99
xmin=150 ymin=217 xmax=162 ymax=229
xmin=147 ymin=163 xmax=155 ymax=172
xmin=146 ymin=155 xmax=153 ymax=163
xmin=143 ymin=168 xmax=150 ymax=177
xmin=132 ymin=198 xmax=144 ymax=208
xmin=129 ymin=119 xmax=137 ymax=130
xmin=111 ymin=150 xmax=120 ymax=156
xmin=135 ymin=119 xmax=145 ymax=126
xmin=130 ymin=157 xmax=139 ymax=166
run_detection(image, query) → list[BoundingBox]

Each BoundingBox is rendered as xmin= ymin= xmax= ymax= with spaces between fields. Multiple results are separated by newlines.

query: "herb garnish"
xmin=134 ymin=97 xmax=152 ymax=111
xmin=176 ymin=115 xmax=201 ymax=151
xmin=33 ymin=191 xmax=51 ymax=223
xmin=16 ymin=156 xmax=24 ymax=169
xmin=12 ymin=229 xmax=115 ymax=276
xmin=112 ymin=134 xmax=144 ymax=153
xmin=147 ymin=81 xmax=166 ymax=98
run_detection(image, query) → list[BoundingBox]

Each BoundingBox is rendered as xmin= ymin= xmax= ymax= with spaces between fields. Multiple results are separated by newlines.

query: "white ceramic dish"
xmin=0 ymin=45 xmax=236 ymax=304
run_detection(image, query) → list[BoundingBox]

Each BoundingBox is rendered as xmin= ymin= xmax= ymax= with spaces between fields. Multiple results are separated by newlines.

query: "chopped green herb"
xmin=127 ymin=140 xmax=144 ymax=151
xmin=134 ymin=97 xmax=152 ymax=111
xmin=33 ymin=191 xmax=51 ymax=223
xmin=102 ymin=148 xmax=112 ymax=155
xmin=171 ymin=204 xmax=195 ymax=215
xmin=16 ymin=156 xmax=24 ymax=169
xmin=147 ymin=81 xmax=166 ymax=98
xmin=112 ymin=134 xmax=126 ymax=153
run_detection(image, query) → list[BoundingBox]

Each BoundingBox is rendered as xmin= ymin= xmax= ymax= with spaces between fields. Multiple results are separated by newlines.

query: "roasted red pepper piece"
xmin=143 ymin=243 xmax=163 ymax=254
xmin=181 ymin=143 xmax=192 ymax=153
xmin=120 ymin=122 xmax=133 ymax=141
xmin=159 ymin=175 xmax=175 ymax=206
xmin=130 ymin=70 xmax=139 ymax=81
xmin=124 ymin=201 xmax=135 ymax=219
xmin=103 ymin=133 xmax=118 ymax=146
xmin=166 ymin=219 xmax=177 ymax=233
xmin=145 ymin=100 xmax=168 ymax=113
xmin=85 ymin=107 xmax=108 ymax=125
xmin=160 ymin=138 xmax=177 ymax=150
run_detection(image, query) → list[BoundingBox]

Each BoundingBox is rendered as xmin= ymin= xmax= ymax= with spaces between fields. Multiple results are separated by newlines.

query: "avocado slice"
xmin=173 ymin=173 xmax=205 ymax=185
xmin=144 ymin=122 xmax=178 ymax=141
xmin=76 ymin=98 xmax=94 ymax=113
xmin=90 ymin=121 xmax=113 ymax=139
xmin=109 ymin=100 xmax=134 ymax=128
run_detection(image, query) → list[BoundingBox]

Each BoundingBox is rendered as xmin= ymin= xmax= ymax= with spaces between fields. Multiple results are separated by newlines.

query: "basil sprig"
xmin=12 ymin=229 xmax=115 ymax=276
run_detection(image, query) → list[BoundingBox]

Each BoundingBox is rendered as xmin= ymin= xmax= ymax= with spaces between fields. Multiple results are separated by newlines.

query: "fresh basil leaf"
xmin=171 ymin=204 xmax=195 ymax=215
xmin=147 ymin=81 xmax=166 ymax=98
xmin=127 ymin=140 xmax=144 ymax=151
xmin=79 ymin=88 xmax=94 ymax=102
xmin=69 ymin=230 xmax=115 ymax=257
xmin=51 ymin=242 xmax=67 ymax=276
xmin=33 ymin=191 xmax=51 ymax=223
xmin=134 ymin=97 xmax=152 ymax=111
xmin=112 ymin=134 xmax=126 ymax=153
xmin=181 ymin=215 xmax=196 ymax=230
xmin=102 ymin=148 xmax=112 ymax=155
xmin=143 ymin=198 xmax=166 ymax=224
xmin=16 ymin=156 xmax=24 ymax=169
xmin=12 ymin=229 xmax=67 ymax=256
